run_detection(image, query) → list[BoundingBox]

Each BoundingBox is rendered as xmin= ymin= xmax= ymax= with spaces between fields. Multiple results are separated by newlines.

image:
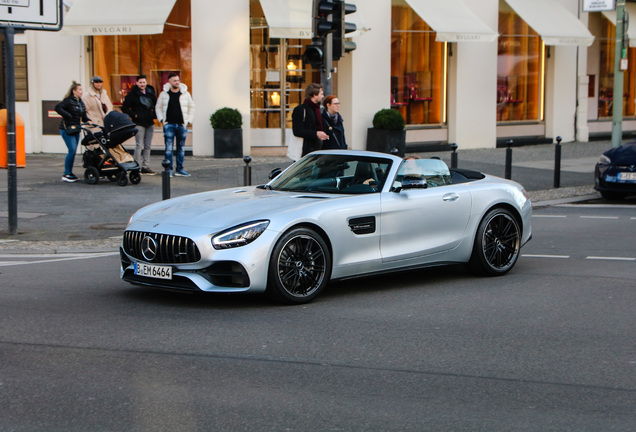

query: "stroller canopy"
xmin=103 ymin=111 xmax=137 ymax=147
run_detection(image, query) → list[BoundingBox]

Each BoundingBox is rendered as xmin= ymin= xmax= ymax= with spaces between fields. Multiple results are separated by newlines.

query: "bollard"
xmin=162 ymin=159 xmax=171 ymax=200
xmin=553 ymin=136 xmax=562 ymax=189
xmin=450 ymin=143 xmax=458 ymax=169
xmin=243 ymin=155 xmax=252 ymax=186
xmin=505 ymin=140 xmax=513 ymax=180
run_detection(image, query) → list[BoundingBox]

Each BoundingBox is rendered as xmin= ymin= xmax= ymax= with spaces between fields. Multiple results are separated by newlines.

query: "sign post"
xmin=1 ymin=0 xmax=62 ymax=235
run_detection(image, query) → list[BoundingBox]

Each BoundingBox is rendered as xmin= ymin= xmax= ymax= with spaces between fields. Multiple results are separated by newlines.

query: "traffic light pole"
xmin=612 ymin=0 xmax=626 ymax=148
xmin=322 ymin=33 xmax=333 ymax=96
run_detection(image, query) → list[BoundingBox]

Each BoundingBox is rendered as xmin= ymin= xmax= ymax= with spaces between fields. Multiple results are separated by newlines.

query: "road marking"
xmin=586 ymin=256 xmax=636 ymax=261
xmin=533 ymin=215 xmax=567 ymax=218
xmin=580 ymin=216 xmax=620 ymax=220
xmin=522 ymin=254 xmax=570 ymax=259
xmin=0 ymin=252 xmax=118 ymax=267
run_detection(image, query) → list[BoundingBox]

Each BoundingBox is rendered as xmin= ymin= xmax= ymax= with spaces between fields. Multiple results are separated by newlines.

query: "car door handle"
xmin=442 ymin=193 xmax=459 ymax=202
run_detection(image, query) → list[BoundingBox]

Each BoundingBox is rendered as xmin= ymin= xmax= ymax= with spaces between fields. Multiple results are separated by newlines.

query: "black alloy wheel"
xmin=268 ymin=227 xmax=331 ymax=304
xmin=470 ymin=208 xmax=521 ymax=276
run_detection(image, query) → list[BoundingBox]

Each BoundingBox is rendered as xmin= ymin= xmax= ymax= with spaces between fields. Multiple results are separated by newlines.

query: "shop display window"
xmin=497 ymin=3 xmax=544 ymax=123
xmin=249 ymin=0 xmax=323 ymax=129
xmin=91 ymin=0 xmax=191 ymax=108
xmin=391 ymin=1 xmax=446 ymax=126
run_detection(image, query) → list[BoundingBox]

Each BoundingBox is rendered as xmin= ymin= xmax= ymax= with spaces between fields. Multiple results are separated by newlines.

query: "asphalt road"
xmin=0 ymin=202 xmax=635 ymax=431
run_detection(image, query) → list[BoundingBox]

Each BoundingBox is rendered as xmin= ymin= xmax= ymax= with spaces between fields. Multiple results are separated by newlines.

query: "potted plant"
xmin=210 ymin=107 xmax=243 ymax=158
xmin=366 ymin=108 xmax=406 ymax=157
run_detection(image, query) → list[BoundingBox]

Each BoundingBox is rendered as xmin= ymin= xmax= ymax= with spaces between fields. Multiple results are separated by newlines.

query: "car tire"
xmin=600 ymin=191 xmax=625 ymax=200
xmin=267 ymin=227 xmax=331 ymax=304
xmin=469 ymin=208 xmax=521 ymax=276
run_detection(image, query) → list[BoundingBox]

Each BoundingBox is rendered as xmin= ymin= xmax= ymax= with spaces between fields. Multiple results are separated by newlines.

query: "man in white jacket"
xmin=155 ymin=73 xmax=195 ymax=176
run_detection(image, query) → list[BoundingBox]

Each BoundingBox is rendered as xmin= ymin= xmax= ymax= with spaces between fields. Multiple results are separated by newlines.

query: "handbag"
xmin=63 ymin=120 xmax=81 ymax=136
xmin=286 ymin=106 xmax=306 ymax=161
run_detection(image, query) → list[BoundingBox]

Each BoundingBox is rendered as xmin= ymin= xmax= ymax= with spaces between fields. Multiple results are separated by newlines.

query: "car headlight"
xmin=598 ymin=155 xmax=611 ymax=165
xmin=212 ymin=220 xmax=270 ymax=250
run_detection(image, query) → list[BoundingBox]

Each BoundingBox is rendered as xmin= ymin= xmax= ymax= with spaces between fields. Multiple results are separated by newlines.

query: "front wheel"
xmin=129 ymin=170 xmax=141 ymax=185
xmin=117 ymin=170 xmax=128 ymax=187
xmin=267 ymin=227 xmax=331 ymax=304
xmin=469 ymin=208 xmax=521 ymax=276
xmin=84 ymin=166 xmax=99 ymax=185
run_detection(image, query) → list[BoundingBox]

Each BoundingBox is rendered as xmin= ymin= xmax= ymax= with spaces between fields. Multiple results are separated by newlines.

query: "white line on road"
xmin=532 ymin=215 xmax=567 ymax=218
xmin=0 ymin=252 xmax=118 ymax=267
xmin=522 ymin=254 xmax=571 ymax=259
xmin=580 ymin=216 xmax=620 ymax=220
xmin=586 ymin=256 xmax=636 ymax=261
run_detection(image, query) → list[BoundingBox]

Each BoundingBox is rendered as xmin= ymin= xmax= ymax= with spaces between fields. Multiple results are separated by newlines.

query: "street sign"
xmin=583 ymin=0 xmax=616 ymax=12
xmin=0 ymin=0 xmax=62 ymax=31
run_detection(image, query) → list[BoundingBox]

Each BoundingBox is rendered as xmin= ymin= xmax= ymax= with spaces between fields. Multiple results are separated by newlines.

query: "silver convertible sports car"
xmin=120 ymin=150 xmax=532 ymax=304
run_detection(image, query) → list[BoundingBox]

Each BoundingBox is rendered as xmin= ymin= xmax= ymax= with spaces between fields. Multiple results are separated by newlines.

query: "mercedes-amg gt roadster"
xmin=120 ymin=150 xmax=532 ymax=304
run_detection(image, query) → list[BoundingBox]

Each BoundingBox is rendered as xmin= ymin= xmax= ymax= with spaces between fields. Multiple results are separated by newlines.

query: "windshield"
xmin=269 ymin=154 xmax=393 ymax=194
xmin=392 ymin=158 xmax=451 ymax=190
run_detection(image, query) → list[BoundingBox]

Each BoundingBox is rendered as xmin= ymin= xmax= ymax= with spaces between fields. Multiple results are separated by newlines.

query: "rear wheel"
xmin=129 ymin=170 xmax=141 ymax=185
xmin=469 ymin=208 xmax=520 ymax=276
xmin=117 ymin=170 xmax=128 ymax=187
xmin=84 ymin=166 xmax=99 ymax=185
xmin=267 ymin=227 xmax=331 ymax=304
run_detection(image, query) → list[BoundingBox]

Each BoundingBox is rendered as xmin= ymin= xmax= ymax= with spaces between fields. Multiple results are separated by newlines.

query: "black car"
xmin=594 ymin=143 xmax=636 ymax=200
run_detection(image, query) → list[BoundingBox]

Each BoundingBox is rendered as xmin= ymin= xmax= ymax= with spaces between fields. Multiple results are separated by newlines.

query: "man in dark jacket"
xmin=292 ymin=83 xmax=329 ymax=157
xmin=122 ymin=74 xmax=157 ymax=175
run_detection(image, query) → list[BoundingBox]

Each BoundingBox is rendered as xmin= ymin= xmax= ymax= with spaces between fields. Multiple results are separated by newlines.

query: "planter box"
xmin=214 ymin=128 xmax=243 ymax=158
xmin=366 ymin=128 xmax=406 ymax=157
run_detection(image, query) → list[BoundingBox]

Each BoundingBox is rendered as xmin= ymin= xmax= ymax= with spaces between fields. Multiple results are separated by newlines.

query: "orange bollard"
xmin=0 ymin=108 xmax=26 ymax=168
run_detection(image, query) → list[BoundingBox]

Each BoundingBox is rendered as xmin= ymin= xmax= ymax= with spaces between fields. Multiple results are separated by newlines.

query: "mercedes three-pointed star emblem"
xmin=141 ymin=236 xmax=158 ymax=262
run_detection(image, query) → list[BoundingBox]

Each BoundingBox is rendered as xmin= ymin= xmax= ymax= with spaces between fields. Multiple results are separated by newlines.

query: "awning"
xmin=259 ymin=0 xmax=369 ymax=39
xmin=260 ymin=0 xmax=313 ymax=39
xmin=602 ymin=3 xmax=636 ymax=45
xmin=505 ymin=0 xmax=594 ymax=46
xmin=61 ymin=0 xmax=177 ymax=36
xmin=404 ymin=0 xmax=498 ymax=43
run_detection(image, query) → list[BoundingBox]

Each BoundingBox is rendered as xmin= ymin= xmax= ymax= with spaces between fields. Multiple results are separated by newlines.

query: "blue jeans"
xmin=60 ymin=129 xmax=80 ymax=175
xmin=163 ymin=123 xmax=187 ymax=171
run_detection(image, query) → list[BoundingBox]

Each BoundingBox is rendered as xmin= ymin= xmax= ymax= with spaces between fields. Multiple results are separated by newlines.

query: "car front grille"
xmin=123 ymin=230 xmax=201 ymax=264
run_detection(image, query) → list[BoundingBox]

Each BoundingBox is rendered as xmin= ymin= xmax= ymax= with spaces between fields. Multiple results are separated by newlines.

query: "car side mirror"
xmin=401 ymin=174 xmax=428 ymax=190
xmin=269 ymin=168 xmax=282 ymax=180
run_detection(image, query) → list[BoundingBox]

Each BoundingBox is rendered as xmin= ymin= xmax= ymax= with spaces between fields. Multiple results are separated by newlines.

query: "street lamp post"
xmin=612 ymin=0 xmax=628 ymax=148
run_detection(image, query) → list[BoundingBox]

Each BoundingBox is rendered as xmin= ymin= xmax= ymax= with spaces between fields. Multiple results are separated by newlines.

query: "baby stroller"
xmin=81 ymin=111 xmax=141 ymax=186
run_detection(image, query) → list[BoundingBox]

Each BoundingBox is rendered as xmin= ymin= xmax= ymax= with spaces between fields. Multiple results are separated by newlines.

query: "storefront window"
xmin=497 ymin=4 xmax=544 ymax=122
xmin=249 ymin=0 xmax=322 ymax=130
xmin=391 ymin=0 xmax=446 ymax=126
xmin=596 ymin=15 xmax=636 ymax=119
xmin=91 ymin=0 xmax=191 ymax=107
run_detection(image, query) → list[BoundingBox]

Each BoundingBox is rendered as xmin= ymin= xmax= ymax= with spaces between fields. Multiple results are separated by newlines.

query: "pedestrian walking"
xmin=292 ymin=83 xmax=329 ymax=157
xmin=82 ymin=76 xmax=113 ymax=128
xmin=122 ymin=74 xmax=157 ymax=175
xmin=55 ymin=81 xmax=90 ymax=183
xmin=321 ymin=95 xmax=347 ymax=150
xmin=155 ymin=73 xmax=195 ymax=177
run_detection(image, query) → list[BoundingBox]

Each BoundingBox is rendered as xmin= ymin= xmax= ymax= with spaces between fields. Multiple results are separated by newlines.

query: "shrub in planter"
xmin=210 ymin=107 xmax=243 ymax=158
xmin=366 ymin=108 xmax=406 ymax=156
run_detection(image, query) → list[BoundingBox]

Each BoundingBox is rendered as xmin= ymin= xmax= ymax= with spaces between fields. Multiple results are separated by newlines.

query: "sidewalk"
xmin=0 ymin=140 xmax=611 ymax=252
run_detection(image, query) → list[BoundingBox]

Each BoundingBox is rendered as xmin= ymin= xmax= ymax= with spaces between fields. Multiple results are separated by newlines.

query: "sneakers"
xmin=62 ymin=173 xmax=78 ymax=183
xmin=174 ymin=169 xmax=191 ymax=177
xmin=140 ymin=167 xmax=156 ymax=175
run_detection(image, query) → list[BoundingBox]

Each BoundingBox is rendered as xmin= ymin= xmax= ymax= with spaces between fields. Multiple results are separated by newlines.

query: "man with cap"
xmin=82 ymin=75 xmax=113 ymax=128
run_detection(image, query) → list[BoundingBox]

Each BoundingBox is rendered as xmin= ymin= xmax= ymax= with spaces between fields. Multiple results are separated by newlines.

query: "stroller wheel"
xmin=117 ymin=170 xmax=128 ymax=187
xmin=129 ymin=170 xmax=141 ymax=185
xmin=107 ymin=174 xmax=117 ymax=182
xmin=85 ymin=166 xmax=99 ymax=185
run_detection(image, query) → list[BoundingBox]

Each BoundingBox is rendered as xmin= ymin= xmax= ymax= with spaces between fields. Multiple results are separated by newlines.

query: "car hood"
xmin=130 ymin=186 xmax=333 ymax=230
xmin=603 ymin=143 xmax=636 ymax=164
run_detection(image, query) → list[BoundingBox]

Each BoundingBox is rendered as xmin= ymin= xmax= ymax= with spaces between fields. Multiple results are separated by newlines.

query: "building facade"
xmin=4 ymin=0 xmax=636 ymax=157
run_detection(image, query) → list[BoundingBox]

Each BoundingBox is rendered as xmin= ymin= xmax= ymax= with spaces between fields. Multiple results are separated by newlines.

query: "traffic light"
xmin=332 ymin=0 xmax=357 ymax=61
xmin=313 ymin=0 xmax=337 ymax=38
xmin=303 ymin=37 xmax=325 ymax=68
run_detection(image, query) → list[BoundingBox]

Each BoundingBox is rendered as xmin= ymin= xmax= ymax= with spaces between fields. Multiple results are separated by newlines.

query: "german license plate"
xmin=134 ymin=262 xmax=172 ymax=280
xmin=618 ymin=172 xmax=636 ymax=181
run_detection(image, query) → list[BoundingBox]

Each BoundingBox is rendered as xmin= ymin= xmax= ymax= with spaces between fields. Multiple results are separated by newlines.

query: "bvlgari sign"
xmin=583 ymin=0 xmax=616 ymax=12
